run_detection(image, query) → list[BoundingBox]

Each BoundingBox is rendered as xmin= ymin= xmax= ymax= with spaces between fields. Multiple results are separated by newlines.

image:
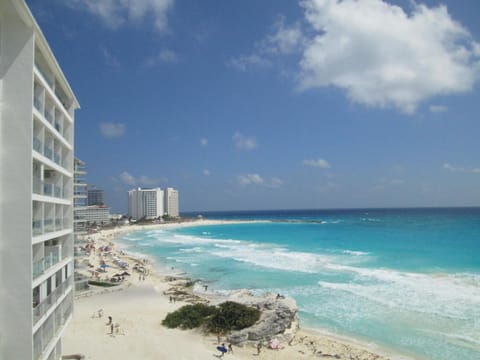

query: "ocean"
xmin=116 ymin=208 xmax=480 ymax=360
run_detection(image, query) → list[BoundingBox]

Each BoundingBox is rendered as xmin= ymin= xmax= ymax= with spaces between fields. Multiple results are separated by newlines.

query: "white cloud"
xmin=443 ymin=163 xmax=480 ymax=173
xmin=200 ymin=138 xmax=208 ymax=147
xmin=68 ymin=0 xmax=174 ymax=32
xmin=144 ymin=49 xmax=179 ymax=67
xmin=203 ymin=169 xmax=210 ymax=176
xmin=237 ymin=174 xmax=283 ymax=188
xmin=238 ymin=174 xmax=264 ymax=186
xmin=227 ymin=54 xmax=271 ymax=72
xmin=233 ymin=132 xmax=257 ymax=150
xmin=269 ymin=177 xmax=284 ymax=188
xmin=429 ymin=105 xmax=448 ymax=113
xmin=262 ymin=16 xmax=305 ymax=55
xmin=298 ymin=0 xmax=480 ymax=113
xmin=100 ymin=122 xmax=126 ymax=138
xmin=119 ymin=171 xmax=165 ymax=186
xmin=303 ymin=158 xmax=331 ymax=169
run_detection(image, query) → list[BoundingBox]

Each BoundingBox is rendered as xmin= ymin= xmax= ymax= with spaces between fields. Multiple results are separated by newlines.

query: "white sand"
xmin=63 ymin=220 xmax=412 ymax=360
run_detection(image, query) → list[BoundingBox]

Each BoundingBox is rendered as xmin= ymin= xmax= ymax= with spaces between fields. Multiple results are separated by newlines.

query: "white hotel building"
xmin=128 ymin=187 xmax=180 ymax=220
xmin=0 ymin=1 xmax=80 ymax=359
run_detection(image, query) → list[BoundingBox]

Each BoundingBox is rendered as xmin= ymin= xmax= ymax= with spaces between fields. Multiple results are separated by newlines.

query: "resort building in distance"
xmin=0 ymin=1 xmax=80 ymax=359
xmin=128 ymin=187 xmax=180 ymax=220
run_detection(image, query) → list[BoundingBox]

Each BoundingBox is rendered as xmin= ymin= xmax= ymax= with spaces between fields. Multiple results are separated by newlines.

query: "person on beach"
xmin=256 ymin=342 xmax=262 ymax=355
xmin=107 ymin=316 xmax=112 ymax=325
xmin=216 ymin=343 xmax=227 ymax=358
xmin=228 ymin=343 xmax=233 ymax=354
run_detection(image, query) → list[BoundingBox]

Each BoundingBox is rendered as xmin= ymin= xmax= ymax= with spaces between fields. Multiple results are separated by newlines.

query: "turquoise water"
xmin=116 ymin=208 xmax=480 ymax=360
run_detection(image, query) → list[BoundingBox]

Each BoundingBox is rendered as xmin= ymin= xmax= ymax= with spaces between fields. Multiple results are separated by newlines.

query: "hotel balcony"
xmin=33 ymin=276 xmax=73 ymax=325
xmin=32 ymin=252 xmax=59 ymax=280
xmin=33 ymin=179 xmax=67 ymax=200
xmin=32 ymin=217 xmax=71 ymax=237
xmin=33 ymin=284 xmax=73 ymax=360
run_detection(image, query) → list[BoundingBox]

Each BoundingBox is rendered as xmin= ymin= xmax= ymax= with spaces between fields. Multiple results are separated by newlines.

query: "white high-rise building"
xmin=128 ymin=188 xmax=164 ymax=220
xmin=164 ymin=187 xmax=179 ymax=217
xmin=0 ymin=1 xmax=80 ymax=359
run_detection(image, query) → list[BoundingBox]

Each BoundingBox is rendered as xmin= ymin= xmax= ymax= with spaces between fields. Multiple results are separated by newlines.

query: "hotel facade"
xmin=0 ymin=1 xmax=80 ymax=359
xmin=128 ymin=187 xmax=180 ymax=220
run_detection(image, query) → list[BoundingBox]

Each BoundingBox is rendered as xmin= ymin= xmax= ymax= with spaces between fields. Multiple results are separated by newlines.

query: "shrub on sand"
xmin=162 ymin=301 xmax=260 ymax=333
xmin=162 ymin=303 xmax=216 ymax=329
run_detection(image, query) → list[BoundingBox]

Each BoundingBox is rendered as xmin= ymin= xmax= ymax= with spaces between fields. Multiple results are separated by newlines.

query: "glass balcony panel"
xmin=45 ymin=110 xmax=54 ymax=124
xmin=33 ymin=328 xmax=43 ymax=360
xmin=54 ymin=122 xmax=61 ymax=133
xmin=32 ymin=219 xmax=43 ymax=236
xmin=55 ymin=218 xmax=62 ymax=230
xmin=43 ymin=183 xmax=53 ymax=196
xmin=33 ymin=137 xmax=42 ymax=153
xmin=33 ymin=275 xmax=73 ymax=325
xmin=44 ymin=219 xmax=54 ymax=233
xmin=44 ymin=146 xmax=53 ymax=160
xmin=54 ymin=185 xmax=62 ymax=198
xmin=33 ymin=259 xmax=45 ymax=279
xmin=54 ymin=153 xmax=61 ymax=165
xmin=33 ymin=178 xmax=42 ymax=195
xmin=34 ymin=97 xmax=43 ymax=112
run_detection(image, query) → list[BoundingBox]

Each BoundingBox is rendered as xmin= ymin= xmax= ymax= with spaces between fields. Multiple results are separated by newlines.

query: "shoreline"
xmin=65 ymin=219 xmax=415 ymax=360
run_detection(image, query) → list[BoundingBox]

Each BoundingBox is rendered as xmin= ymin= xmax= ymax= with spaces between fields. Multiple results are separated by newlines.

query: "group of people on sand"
xmin=92 ymin=309 xmax=124 ymax=336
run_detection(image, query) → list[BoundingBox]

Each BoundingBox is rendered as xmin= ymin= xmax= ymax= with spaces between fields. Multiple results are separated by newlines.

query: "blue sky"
xmin=27 ymin=0 xmax=480 ymax=213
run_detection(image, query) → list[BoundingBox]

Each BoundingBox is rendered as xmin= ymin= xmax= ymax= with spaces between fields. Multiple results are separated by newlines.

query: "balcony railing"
xmin=33 ymin=288 xmax=73 ymax=359
xmin=34 ymin=179 xmax=67 ymax=200
xmin=44 ymin=219 xmax=54 ymax=233
xmin=32 ymin=252 xmax=60 ymax=279
xmin=33 ymin=276 xmax=73 ymax=325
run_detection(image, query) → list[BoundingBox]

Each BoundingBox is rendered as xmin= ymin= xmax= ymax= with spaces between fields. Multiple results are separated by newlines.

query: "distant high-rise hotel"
xmin=128 ymin=187 xmax=179 ymax=219
xmin=87 ymin=188 xmax=104 ymax=205
xmin=0 ymin=1 xmax=80 ymax=359
xmin=164 ymin=187 xmax=180 ymax=217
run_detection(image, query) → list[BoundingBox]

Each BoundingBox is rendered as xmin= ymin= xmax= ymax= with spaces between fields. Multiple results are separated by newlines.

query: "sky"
xmin=27 ymin=0 xmax=480 ymax=213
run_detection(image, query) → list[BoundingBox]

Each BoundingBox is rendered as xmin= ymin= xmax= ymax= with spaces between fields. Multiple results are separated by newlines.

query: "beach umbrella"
xmin=100 ymin=263 xmax=108 ymax=269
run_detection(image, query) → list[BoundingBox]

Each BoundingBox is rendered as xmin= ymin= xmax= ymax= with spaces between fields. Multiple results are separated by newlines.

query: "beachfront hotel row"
xmin=0 ymin=1 xmax=79 ymax=359
xmin=128 ymin=187 xmax=180 ymax=220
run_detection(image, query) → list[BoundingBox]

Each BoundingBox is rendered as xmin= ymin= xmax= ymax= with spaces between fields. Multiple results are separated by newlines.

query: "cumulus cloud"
xmin=119 ymin=171 xmax=165 ymax=186
xmin=233 ymin=132 xmax=257 ymax=150
xmin=303 ymin=158 xmax=331 ymax=168
xmin=100 ymin=122 xmax=126 ymax=138
xmin=237 ymin=174 xmax=283 ymax=188
xmin=443 ymin=163 xmax=480 ymax=173
xmin=200 ymin=138 xmax=208 ymax=147
xmin=298 ymin=0 xmax=480 ymax=113
xmin=203 ymin=169 xmax=210 ymax=176
xmin=67 ymin=0 xmax=174 ymax=32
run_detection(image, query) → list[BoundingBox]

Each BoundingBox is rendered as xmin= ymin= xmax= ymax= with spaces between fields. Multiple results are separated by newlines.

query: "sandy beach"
xmin=63 ymin=220 xmax=408 ymax=360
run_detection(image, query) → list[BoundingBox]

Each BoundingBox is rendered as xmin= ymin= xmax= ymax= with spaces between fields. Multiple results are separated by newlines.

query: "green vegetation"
xmin=87 ymin=280 xmax=118 ymax=287
xmin=162 ymin=301 xmax=261 ymax=333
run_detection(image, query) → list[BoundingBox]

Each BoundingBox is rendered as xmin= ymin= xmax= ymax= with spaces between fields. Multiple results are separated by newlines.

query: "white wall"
xmin=0 ymin=2 xmax=35 ymax=358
